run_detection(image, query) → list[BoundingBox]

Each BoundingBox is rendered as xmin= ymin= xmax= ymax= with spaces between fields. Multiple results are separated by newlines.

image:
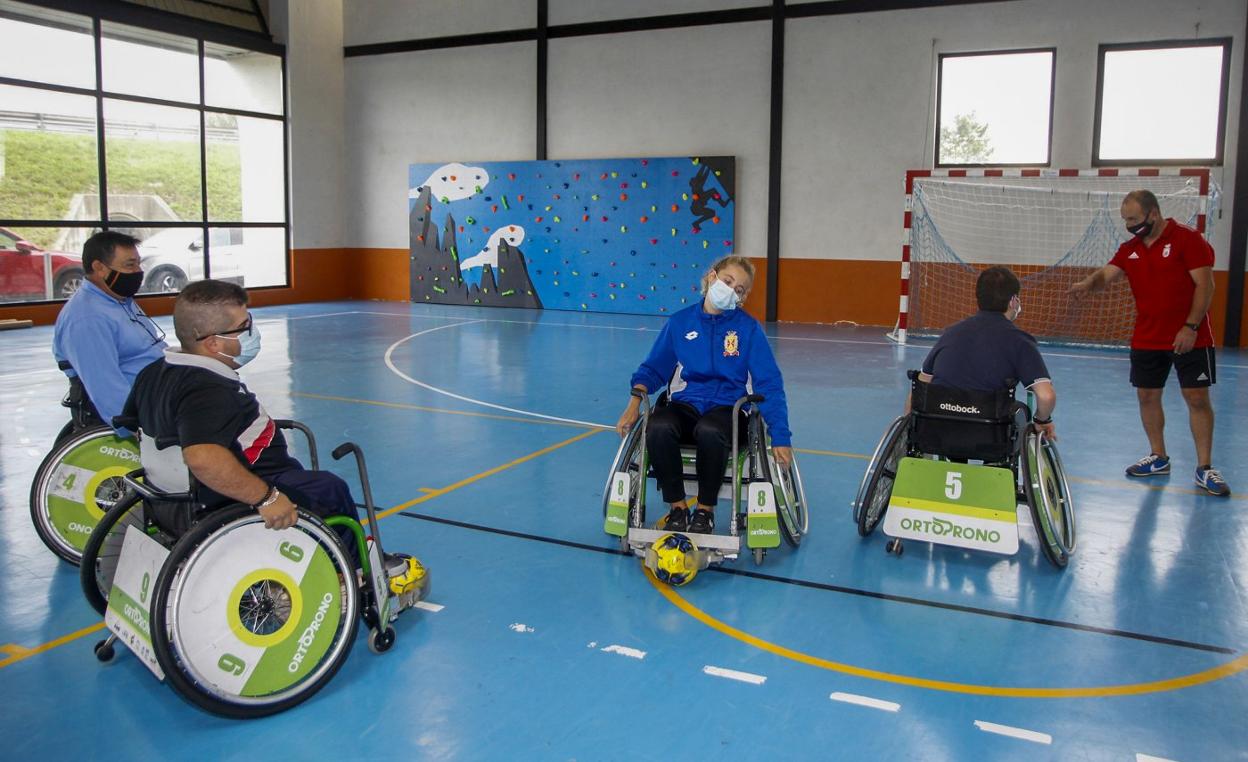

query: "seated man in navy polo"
xmin=122 ymin=279 xmax=357 ymax=532
xmin=912 ymin=266 xmax=1057 ymax=441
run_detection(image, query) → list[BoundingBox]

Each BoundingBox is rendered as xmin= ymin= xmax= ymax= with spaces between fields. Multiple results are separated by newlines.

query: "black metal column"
xmin=764 ymin=0 xmax=784 ymax=322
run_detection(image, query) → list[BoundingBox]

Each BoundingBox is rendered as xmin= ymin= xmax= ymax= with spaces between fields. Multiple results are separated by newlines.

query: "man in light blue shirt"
xmin=52 ymin=231 xmax=168 ymax=434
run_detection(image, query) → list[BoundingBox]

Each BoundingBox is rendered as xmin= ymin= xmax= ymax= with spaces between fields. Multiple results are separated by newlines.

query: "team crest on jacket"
xmin=723 ymin=330 xmax=740 ymax=357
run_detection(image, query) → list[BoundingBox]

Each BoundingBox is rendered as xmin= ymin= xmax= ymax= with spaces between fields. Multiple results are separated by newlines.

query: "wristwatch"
xmin=1184 ymin=322 xmax=1200 ymax=331
xmin=1033 ymin=415 xmax=1052 ymax=425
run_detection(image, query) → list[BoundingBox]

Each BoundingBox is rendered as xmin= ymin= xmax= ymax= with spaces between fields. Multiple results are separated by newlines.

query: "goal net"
xmin=894 ymin=169 xmax=1218 ymax=347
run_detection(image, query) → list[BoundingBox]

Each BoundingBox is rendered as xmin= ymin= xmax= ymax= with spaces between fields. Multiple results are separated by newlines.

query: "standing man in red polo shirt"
xmin=1072 ymin=189 xmax=1229 ymax=497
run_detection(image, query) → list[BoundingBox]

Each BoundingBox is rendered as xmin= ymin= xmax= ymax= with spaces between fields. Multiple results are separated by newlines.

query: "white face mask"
xmin=1009 ymin=295 xmax=1022 ymax=322
xmin=707 ymin=278 xmax=739 ymax=311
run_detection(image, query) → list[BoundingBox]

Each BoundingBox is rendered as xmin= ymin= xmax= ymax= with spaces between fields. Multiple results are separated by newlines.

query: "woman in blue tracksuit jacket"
xmin=615 ymin=255 xmax=793 ymax=535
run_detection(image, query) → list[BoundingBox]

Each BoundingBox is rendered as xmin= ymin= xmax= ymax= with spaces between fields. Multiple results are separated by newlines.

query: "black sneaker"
xmin=661 ymin=507 xmax=689 ymax=532
xmin=688 ymin=508 xmax=715 ymax=534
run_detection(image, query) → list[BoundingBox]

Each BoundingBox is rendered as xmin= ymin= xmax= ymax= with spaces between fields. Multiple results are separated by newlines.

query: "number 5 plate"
xmin=883 ymin=457 xmax=1019 ymax=555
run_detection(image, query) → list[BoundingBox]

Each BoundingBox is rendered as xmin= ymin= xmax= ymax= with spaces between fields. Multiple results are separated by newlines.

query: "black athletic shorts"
xmin=1129 ymin=347 xmax=1217 ymax=389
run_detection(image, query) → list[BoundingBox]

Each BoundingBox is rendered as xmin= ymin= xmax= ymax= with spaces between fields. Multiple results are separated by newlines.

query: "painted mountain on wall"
xmin=407 ymin=156 xmax=736 ymax=315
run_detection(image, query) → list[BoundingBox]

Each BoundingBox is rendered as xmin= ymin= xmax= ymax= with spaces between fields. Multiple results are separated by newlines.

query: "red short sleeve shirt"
xmin=1108 ymin=219 xmax=1215 ymax=350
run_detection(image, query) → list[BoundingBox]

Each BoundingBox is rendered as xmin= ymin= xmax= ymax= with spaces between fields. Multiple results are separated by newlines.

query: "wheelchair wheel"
xmin=79 ymin=488 xmax=148 ymax=617
xmin=30 ymin=425 xmax=140 ymax=565
xmin=757 ymin=444 xmax=808 ymax=548
xmin=855 ymin=415 xmax=908 ymax=537
xmin=152 ymin=504 xmax=360 ymax=718
xmin=602 ymin=421 xmax=646 ymax=530
xmin=1022 ymin=431 xmax=1076 ymax=568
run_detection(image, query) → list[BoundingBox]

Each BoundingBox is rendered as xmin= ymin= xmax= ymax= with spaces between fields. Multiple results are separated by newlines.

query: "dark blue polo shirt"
xmin=921 ymin=311 xmax=1051 ymax=392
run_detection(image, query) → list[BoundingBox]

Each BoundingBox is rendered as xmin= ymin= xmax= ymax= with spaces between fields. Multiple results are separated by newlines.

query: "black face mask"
xmin=1126 ymin=214 xmax=1154 ymax=238
xmin=103 ymin=267 xmax=145 ymax=298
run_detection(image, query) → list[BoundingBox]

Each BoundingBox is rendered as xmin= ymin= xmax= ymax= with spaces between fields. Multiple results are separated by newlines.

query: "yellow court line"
xmin=0 ymin=622 xmax=106 ymax=670
xmin=646 ymin=570 xmax=1248 ymax=697
xmin=291 ymin=391 xmax=597 ymax=429
xmin=1 ymin=429 xmax=601 ymax=670
xmin=373 ymin=428 xmax=602 ymax=520
xmin=794 ymin=447 xmax=870 ymax=460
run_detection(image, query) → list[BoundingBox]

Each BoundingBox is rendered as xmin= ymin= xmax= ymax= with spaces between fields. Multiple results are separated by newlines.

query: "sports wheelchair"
xmin=30 ymin=366 xmax=135 ymax=565
xmin=78 ymin=419 xmax=429 ymax=718
xmin=853 ymin=371 xmax=1076 ymax=568
xmin=603 ymin=389 xmax=809 ymax=577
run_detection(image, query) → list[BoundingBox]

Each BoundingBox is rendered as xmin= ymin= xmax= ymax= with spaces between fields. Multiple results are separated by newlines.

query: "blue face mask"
xmin=707 ymin=278 xmax=740 ymax=311
xmin=216 ymin=322 xmax=262 ymax=367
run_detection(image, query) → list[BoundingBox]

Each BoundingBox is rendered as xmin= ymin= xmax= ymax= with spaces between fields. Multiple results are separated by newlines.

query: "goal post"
xmin=893 ymin=168 xmax=1217 ymax=347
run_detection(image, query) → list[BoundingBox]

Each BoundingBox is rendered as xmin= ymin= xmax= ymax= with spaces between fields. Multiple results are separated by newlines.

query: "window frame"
xmin=0 ymin=1 xmax=289 ymax=305
xmin=1092 ymin=37 xmax=1233 ymax=167
xmin=934 ymin=46 xmax=1057 ymax=169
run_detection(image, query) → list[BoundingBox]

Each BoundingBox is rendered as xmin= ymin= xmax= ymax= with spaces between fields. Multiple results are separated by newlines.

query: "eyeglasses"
xmin=126 ymin=305 xmax=166 ymax=347
xmin=195 ymin=313 xmax=252 ymax=342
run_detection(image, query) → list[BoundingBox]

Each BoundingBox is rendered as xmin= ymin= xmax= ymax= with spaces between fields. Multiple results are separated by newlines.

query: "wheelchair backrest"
xmin=140 ymin=435 xmax=192 ymax=493
xmin=909 ymin=376 xmax=1021 ymax=463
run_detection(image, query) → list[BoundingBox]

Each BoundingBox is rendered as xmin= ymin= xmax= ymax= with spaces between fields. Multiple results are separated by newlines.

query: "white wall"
xmin=344 ymin=0 xmax=535 ymax=46
xmin=782 ymin=0 xmax=1243 ymax=268
xmin=340 ymin=0 xmax=1244 ymax=268
xmin=273 ymin=0 xmax=347 ymax=249
xmin=343 ymin=42 xmax=537 ymax=248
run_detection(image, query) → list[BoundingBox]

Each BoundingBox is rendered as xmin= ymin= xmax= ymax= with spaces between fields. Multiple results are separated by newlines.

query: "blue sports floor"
xmin=1 ymin=301 xmax=1246 ymax=760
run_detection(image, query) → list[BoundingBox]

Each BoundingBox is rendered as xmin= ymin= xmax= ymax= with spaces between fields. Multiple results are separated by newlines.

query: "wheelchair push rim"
xmin=79 ymin=488 xmax=148 ymax=617
xmin=1023 ymin=431 xmax=1077 ymax=567
xmin=855 ymin=415 xmax=908 ymax=537
xmin=153 ymin=506 xmax=360 ymax=718
xmin=30 ymin=425 xmax=140 ymax=565
xmin=766 ymin=447 xmax=809 ymax=547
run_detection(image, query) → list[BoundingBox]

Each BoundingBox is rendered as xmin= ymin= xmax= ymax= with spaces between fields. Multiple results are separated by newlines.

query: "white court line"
xmin=973 ymin=720 xmax=1052 ymax=745
xmin=702 ymin=665 xmax=767 ymax=685
xmin=1136 ymin=754 xmax=1180 ymax=762
xmin=600 ymin=645 xmax=646 ymax=659
xmin=829 ymin=692 xmax=900 ymax=712
xmin=414 ymin=601 xmax=444 ymax=612
xmin=276 ymin=307 xmax=1248 ymax=368
xmin=0 ymin=368 xmax=63 ymax=382
xmin=383 ymin=320 xmax=613 ymax=429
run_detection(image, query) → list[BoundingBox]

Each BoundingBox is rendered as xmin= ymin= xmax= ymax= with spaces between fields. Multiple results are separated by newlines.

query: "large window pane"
xmin=137 ymin=225 xmax=206 ymax=294
xmin=937 ymin=50 xmax=1054 ymax=166
xmin=210 ymin=226 xmax=285 ymax=288
xmin=0 ymin=224 xmax=85 ymax=302
xmin=206 ymin=113 xmax=285 ymax=222
xmin=101 ymin=22 xmax=199 ymax=103
xmin=105 ymin=100 xmax=202 ymax=222
xmin=0 ymin=1 xmax=95 ymax=88
xmin=1097 ymin=42 xmax=1228 ymax=162
xmin=205 ymin=42 xmax=283 ymax=115
xmin=0 ymin=86 xmax=98 ymax=222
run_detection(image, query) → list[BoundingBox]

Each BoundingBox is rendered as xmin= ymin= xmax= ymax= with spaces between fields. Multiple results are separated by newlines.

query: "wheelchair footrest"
xmin=627 ymin=527 xmax=740 ymax=562
xmin=383 ymin=555 xmax=430 ymax=621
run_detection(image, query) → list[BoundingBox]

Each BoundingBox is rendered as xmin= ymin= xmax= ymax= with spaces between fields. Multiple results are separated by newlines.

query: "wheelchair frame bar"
xmin=325 ymin=515 xmax=372 ymax=576
xmin=275 ymin=420 xmax=319 ymax=471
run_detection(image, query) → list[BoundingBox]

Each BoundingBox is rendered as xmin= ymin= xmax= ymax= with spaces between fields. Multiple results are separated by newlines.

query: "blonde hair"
xmin=702 ymin=255 xmax=756 ymax=294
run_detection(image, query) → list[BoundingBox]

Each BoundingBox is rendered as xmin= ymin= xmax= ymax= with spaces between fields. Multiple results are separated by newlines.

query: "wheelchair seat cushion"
xmin=909 ymin=381 xmax=1023 ymax=463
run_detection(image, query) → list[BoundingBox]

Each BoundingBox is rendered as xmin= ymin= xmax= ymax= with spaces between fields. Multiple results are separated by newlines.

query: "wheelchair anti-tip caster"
xmin=885 ymin=538 xmax=904 ymax=556
xmin=753 ymin=547 xmax=765 ymax=566
xmin=94 ymin=638 xmax=115 ymax=663
xmin=368 ymin=626 xmax=396 ymax=654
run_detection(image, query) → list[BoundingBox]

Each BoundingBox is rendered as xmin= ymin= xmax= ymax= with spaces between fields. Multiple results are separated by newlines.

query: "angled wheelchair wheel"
xmin=855 ymin=415 xmax=908 ymax=537
xmin=30 ymin=425 xmax=139 ymax=565
xmin=603 ymin=421 xmax=647 ymax=536
xmin=79 ymin=488 xmax=148 ymax=617
xmin=1022 ymin=431 xmax=1076 ymax=568
xmin=152 ymin=505 xmax=360 ymax=718
xmin=758 ymin=445 xmax=808 ymax=548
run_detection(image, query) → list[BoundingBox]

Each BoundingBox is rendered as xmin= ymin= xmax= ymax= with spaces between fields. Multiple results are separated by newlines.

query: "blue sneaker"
xmin=1195 ymin=467 xmax=1231 ymax=497
xmin=1126 ymin=453 xmax=1170 ymax=477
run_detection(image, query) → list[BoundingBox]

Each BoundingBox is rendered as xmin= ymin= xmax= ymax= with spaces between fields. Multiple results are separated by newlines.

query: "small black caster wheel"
xmin=619 ymin=535 xmax=630 ymax=554
xmin=368 ymin=626 xmax=396 ymax=654
xmin=753 ymin=548 xmax=765 ymax=566
xmin=885 ymin=539 xmax=904 ymax=556
xmin=94 ymin=639 xmax=115 ymax=663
